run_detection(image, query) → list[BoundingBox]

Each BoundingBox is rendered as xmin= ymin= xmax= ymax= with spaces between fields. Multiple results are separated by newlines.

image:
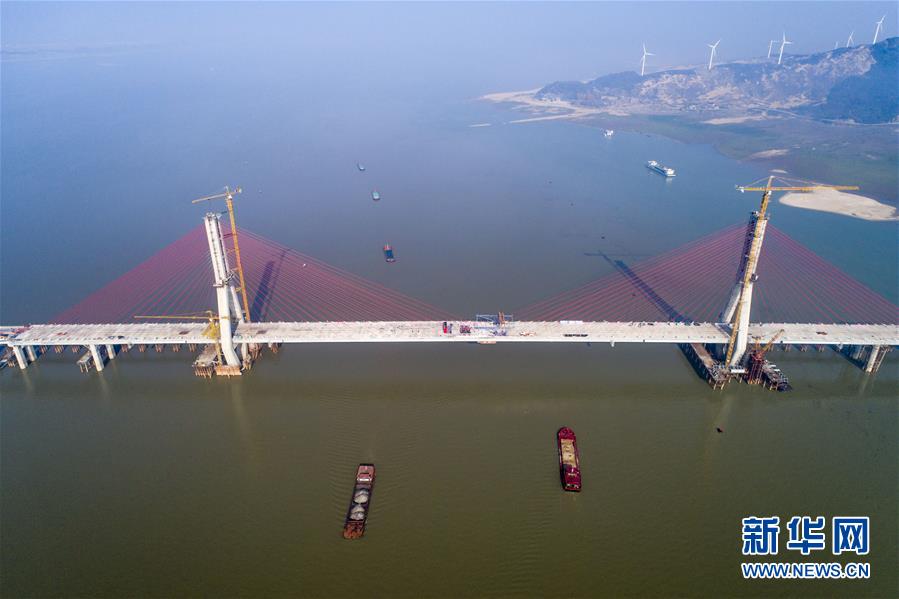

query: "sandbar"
xmin=779 ymin=189 xmax=898 ymax=222
xmin=481 ymin=89 xmax=623 ymax=123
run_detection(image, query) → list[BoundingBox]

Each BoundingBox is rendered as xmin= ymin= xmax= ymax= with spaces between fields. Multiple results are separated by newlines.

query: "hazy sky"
xmin=3 ymin=2 xmax=895 ymax=91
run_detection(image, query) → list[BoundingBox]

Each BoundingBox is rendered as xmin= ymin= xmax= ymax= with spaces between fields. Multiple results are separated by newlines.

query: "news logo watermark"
xmin=741 ymin=516 xmax=870 ymax=579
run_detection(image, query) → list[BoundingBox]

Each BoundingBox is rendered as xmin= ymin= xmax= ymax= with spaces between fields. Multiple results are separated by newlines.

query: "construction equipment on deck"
xmin=191 ymin=186 xmax=251 ymax=323
xmin=135 ymin=311 xmax=221 ymax=337
xmin=134 ymin=312 xmax=223 ymax=363
xmin=752 ymin=328 xmax=785 ymax=356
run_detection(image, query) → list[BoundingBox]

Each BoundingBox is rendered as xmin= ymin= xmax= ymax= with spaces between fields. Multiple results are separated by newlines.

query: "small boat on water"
xmin=557 ymin=427 xmax=581 ymax=492
xmin=343 ymin=464 xmax=376 ymax=539
xmin=383 ymin=244 xmax=396 ymax=263
xmin=372 ymin=190 xmax=381 ymax=201
xmin=603 ymin=129 xmax=615 ymax=138
xmin=357 ymin=163 xmax=366 ymax=172
xmin=646 ymin=160 xmax=676 ymax=177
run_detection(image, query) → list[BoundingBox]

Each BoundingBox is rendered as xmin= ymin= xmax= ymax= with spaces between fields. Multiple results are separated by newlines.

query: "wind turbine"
xmin=846 ymin=30 xmax=854 ymax=47
xmin=777 ymin=32 xmax=792 ymax=65
xmin=707 ymin=39 xmax=721 ymax=70
xmin=640 ymin=44 xmax=655 ymax=76
xmin=767 ymin=40 xmax=777 ymax=59
xmin=873 ymin=15 xmax=885 ymax=44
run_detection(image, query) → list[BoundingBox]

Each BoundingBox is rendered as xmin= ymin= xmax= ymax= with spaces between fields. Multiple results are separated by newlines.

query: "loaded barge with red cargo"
xmin=557 ymin=427 xmax=581 ymax=492
xmin=343 ymin=464 xmax=376 ymax=539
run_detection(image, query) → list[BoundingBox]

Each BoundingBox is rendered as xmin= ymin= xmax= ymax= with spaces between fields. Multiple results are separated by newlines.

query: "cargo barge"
xmin=343 ymin=463 xmax=376 ymax=539
xmin=557 ymin=427 xmax=582 ymax=492
xmin=383 ymin=244 xmax=396 ymax=263
xmin=646 ymin=160 xmax=676 ymax=177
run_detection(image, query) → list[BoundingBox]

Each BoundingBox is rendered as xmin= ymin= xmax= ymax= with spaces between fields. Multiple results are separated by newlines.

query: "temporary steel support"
xmin=864 ymin=345 xmax=883 ymax=373
xmin=203 ymin=213 xmax=242 ymax=369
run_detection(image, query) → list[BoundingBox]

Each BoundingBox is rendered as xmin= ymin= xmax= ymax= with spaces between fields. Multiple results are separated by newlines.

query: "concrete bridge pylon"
xmin=722 ymin=211 xmax=768 ymax=368
xmin=723 ymin=176 xmax=860 ymax=369
xmin=203 ymin=212 xmax=245 ymax=370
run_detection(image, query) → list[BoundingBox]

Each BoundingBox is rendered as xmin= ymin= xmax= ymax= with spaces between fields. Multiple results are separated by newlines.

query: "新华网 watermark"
xmin=740 ymin=516 xmax=870 ymax=580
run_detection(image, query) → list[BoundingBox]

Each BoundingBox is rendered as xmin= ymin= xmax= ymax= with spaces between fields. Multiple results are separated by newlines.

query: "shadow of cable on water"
xmin=597 ymin=250 xmax=688 ymax=322
xmin=249 ymin=250 xmax=286 ymax=322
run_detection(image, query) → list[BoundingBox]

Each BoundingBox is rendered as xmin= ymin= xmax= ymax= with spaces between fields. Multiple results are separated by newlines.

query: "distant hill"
xmin=536 ymin=37 xmax=898 ymax=124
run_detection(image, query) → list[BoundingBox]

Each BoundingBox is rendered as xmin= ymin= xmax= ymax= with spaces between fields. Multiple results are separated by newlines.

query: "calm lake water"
xmin=2 ymin=18 xmax=898 ymax=598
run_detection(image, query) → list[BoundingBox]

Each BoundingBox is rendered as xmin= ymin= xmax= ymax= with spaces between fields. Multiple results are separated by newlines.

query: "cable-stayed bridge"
xmin=7 ymin=321 xmax=895 ymax=348
xmin=3 ymin=200 xmax=897 ymax=386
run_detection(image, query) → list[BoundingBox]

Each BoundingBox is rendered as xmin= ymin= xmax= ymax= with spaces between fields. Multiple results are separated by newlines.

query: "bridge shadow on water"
xmin=250 ymin=250 xmax=286 ymax=322
xmin=597 ymin=251 xmax=688 ymax=322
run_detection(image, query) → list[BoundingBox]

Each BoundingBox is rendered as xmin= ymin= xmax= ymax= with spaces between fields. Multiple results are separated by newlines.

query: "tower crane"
xmin=723 ymin=176 xmax=859 ymax=369
xmin=751 ymin=328 xmax=785 ymax=358
xmin=191 ymin=186 xmax=251 ymax=323
xmin=745 ymin=328 xmax=787 ymax=387
xmin=735 ymin=177 xmax=859 ymax=202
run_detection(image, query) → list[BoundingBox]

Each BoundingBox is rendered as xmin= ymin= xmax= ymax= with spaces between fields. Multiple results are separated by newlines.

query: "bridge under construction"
xmin=3 ymin=178 xmax=897 ymax=388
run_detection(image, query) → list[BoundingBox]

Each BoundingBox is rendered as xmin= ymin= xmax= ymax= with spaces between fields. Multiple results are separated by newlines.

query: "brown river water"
xmin=2 ymin=344 xmax=897 ymax=597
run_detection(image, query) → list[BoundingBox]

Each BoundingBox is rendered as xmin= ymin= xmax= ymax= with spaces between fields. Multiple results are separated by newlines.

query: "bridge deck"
xmin=4 ymin=321 xmax=897 ymax=347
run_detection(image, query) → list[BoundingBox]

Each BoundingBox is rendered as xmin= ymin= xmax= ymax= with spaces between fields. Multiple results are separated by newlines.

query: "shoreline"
xmin=480 ymin=89 xmax=628 ymax=123
xmin=477 ymin=89 xmax=898 ymax=217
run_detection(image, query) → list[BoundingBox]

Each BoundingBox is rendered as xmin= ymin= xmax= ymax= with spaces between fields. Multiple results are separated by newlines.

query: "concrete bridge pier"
xmin=11 ymin=346 xmax=28 ymax=369
xmin=106 ymin=344 xmax=117 ymax=360
xmin=89 ymin=344 xmax=106 ymax=372
xmin=25 ymin=345 xmax=38 ymax=363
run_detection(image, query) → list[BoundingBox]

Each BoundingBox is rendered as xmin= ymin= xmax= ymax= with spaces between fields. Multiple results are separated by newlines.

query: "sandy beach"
xmin=703 ymin=115 xmax=770 ymax=125
xmin=480 ymin=89 xmax=623 ymax=123
xmin=779 ymin=188 xmax=898 ymax=222
xmin=748 ymin=148 xmax=790 ymax=159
